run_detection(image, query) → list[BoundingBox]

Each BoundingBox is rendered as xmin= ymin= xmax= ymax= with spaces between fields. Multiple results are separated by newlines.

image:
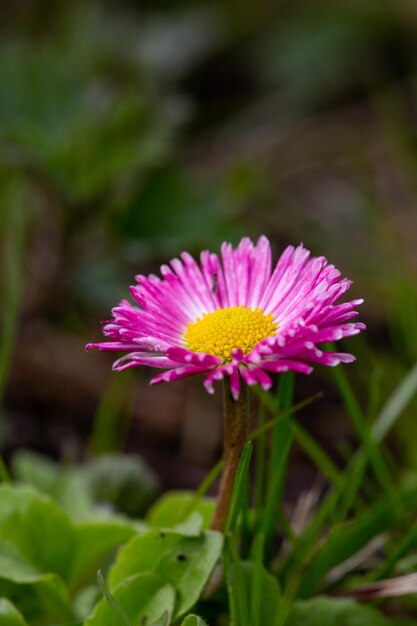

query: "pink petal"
xmin=200 ymin=250 xmax=228 ymax=308
xmin=261 ymin=359 xmax=314 ymax=375
xmin=150 ymin=365 xmax=209 ymax=385
xmin=247 ymin=235 xmax=272 ymax=308
xmin=166 ymin=346 xmax=222 ymax=367
xmin=239 ymin=366 xmax=258 ymax=386
xmin=221 ymin=242 xmax=239 ymax=306
xmin=250 ymin=366 xmax=273 ymax=390
xmin=86 ymin=341 xmax=141 ymax=352
xmin=203 ymin=365 xmax=230 ymax=394
xmin=229 ymin=365 xmax=241 ymax=401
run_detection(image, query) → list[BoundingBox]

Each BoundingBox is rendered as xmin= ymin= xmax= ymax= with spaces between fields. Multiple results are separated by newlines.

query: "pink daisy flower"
xmin=86 ymin=236 xmax=365 ymax=400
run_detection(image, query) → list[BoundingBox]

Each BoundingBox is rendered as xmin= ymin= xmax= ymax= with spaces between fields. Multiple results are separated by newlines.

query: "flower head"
xmin=87 ymin=237 xmax=365 ymax=399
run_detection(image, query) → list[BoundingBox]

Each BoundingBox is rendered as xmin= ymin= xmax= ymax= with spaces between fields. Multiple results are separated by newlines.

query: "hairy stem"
xmin=211 ymin=381 xmax=249 ymax=531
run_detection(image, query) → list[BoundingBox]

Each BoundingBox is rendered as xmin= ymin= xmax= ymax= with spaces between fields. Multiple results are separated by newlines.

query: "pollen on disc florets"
xmin=183 ymin=305 xmax=277 ymax=361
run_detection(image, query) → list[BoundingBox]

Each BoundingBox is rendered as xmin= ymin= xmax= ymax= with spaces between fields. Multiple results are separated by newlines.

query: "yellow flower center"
xmin=183 ymin=305 xmax=277 ymax=361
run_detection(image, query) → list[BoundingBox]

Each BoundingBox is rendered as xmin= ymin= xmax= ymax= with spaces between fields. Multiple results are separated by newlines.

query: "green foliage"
xmin=0 ymin=16 xmax=178 ymax=205
xmin=0 ymin=485 xmax=73 ymax=583
xmin=228 ymin=561 xmax=282 ymax=626
xmin=147 ymin=492 xmax=216 ymax=530
xmin=180 ymin=616 xmax=208 ymax=626
xmin=11 ymin=452 xmax=57 ymax=495
xmin=0 ymin=484 xmax=138 ymax=624
xmin=67 ymin=520 xmax=139 ymax=591
xmin=1 ymin=466 xmax=222 ymax=624
xmin=0 ymin=575 xmax=73 ymax=625
xmin=151 ymin=613 xmax=169 ymax=626
xmin=286 ymin=596 xmax=393 ymax=626
xmin=220 ymin=361 xmax=417 ymax=625
xmin=108 ymin=528 xmax=223 ymax=619
xmin=3 ymin=363 xmax=417 ymax=625
xmin=12 ymin=451 xmax=159 ymax=521
xmin=0 ymin=599 xmax=28 ymax=626
xmin=85 ymin=453 xmax=159 ymax=519
xmin=295 ymin=499 xmax=401 ymax=598
xmin=5 ymin=362 xmax=416 ymax=625
xmin=86 ymin=573 xmax=176 ymax=626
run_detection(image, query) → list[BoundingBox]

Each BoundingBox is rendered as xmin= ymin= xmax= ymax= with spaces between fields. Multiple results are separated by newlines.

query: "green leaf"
xmin=8 ymin=499 xmax=75 ymax=581
xmin=0 ymin=485 xmax=74 ymax=620
xmin=0 ymin=574 xmax=73 ymax=624
xmin=68 ymin=519 xmax=137 ymax=590
xmin=11 ymin=450 xmax=57 ymax=495
xmin=151 ymin=612 xmax=169 ymax=626
xmin=147 ymin=492 xmax=216 ymax=531
xmin=286 ymin=596 xmax=391 ymax=626
xmin=0 ymin=485 xmax=39 ymax=519
xmin=11 ymin=451 xmax=95 ymax=522
xmin=228 ymin=561 xmax=282 ymax=626
xmin=180 ymin=616 xmax=208 ymax=626
xmin=52 ymin=469 xmax=96 ymax=522
xmin=85 ymin=451 xmax=159 ymax=519
xmin=0 ymin=485 xmax=75 ymax=581
xmin=85 ymin=573 xmax=175 ymax=626
xmin=0 ymin=541 xmax=42 ymax=584
xmin=109 ymin=528 xmax=223 ymax=618
xmin=172 ymin=513 xmax=204 ymax=537
xmin=73 ymin=585 xmax=100 ymax=621
xmin=0 ymin=598 xmax=28 ymax=626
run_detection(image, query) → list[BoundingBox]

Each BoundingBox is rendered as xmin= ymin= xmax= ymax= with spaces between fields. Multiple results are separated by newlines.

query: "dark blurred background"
xmin=1 ymin=0 xmax=417 ymax=499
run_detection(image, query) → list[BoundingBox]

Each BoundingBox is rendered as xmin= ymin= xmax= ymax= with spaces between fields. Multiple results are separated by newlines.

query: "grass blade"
xmin=270 ymin=373 xmax=294 ymax=474
xmin=261 ymin=416 xmax=293 ymax=559
xmin=228 ymin=534 xmax=250 ymax=626
xmin=88 ymin=369 xmax=136 ymax=455
xmin=0 ymin=183 xmax=26 ymax=440
xmin=373 ymin=361 xmax=417 ymax=442
xmin=332 ymin=364 xmax=396 ymax=495
xmin=0 ymin=456 xmax=10 ymax=483
xmin=293 ymin=422 xmax=340 ymax=485
xmin=373 ymin=522 xmax=417 ymax=581
xmin=183 ymin=459 xmax=224 ymax=519
xmin=250 ymin=392 xmax=322 ymax=440
xmin=254 ymin=401 xmax=267 ymax=510
xmin=250 ymin=533 xmax=265 ymax=626
xmin=97 ymin=570 xmax=133 ymax=626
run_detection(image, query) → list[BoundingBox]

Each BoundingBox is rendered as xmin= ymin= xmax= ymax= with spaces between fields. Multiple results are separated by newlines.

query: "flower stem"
xmin=211 ymin=381 xmax=249 ymax=532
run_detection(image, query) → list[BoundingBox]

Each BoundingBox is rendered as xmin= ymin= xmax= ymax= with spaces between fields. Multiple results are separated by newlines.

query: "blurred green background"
xmin=1 ymin=0 xmax=417 ymax=497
